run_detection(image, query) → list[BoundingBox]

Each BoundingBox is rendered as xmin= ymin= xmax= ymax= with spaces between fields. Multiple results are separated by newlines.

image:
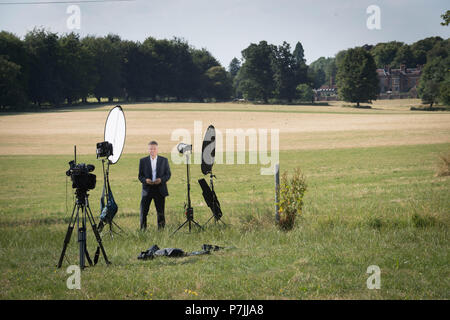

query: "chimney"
xmin=400 ymin=64 xmax=406 ymax=72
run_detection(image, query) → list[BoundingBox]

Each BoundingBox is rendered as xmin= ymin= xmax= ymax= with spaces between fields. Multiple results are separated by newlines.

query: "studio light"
xmin=177 ymin=143 xmax=192 ymax=154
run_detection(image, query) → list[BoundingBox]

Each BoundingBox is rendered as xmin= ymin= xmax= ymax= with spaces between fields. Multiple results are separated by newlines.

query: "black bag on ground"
xmin=138 ymin=244 xmax=229 ymax=260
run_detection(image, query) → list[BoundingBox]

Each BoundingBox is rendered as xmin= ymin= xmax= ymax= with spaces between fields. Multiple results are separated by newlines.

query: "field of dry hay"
xmin=0 ymin=100 xmax=449 ymax=155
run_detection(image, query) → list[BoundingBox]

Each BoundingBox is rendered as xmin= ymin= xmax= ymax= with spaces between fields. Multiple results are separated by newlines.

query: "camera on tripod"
xmin=66 ymin=160 xmax=96 ymax=191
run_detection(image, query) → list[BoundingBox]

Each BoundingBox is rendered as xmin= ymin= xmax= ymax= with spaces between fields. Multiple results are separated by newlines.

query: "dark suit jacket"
xmin=138 ymin=155 xmax=171 ymax=197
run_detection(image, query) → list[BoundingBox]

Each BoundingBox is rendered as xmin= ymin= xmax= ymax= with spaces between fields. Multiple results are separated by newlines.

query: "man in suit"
xmin=138 ymin=141 xmax=171 ymax=230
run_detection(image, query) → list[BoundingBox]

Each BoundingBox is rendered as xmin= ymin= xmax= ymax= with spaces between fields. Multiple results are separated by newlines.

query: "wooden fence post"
xmin=275 ymin=163 xmax=280 ymax=223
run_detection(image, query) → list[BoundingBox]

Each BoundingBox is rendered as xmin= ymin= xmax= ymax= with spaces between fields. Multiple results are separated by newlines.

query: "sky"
xmin=0 ymin=0 xmax=449 ymax=67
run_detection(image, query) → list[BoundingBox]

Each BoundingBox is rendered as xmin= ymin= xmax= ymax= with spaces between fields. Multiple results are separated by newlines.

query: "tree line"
xmin=0 ymin=28 xmax=449 ymax=110
xmin=230 ymin=37 xmax=449 ymax=107
xmin=309 ymin=37 xmax=447 ymax=89
xmin=299 ymin=37 xmax=449 ymax=107
xmin=0 ymin=29 xmax=233 ymax=110
xmin=231 ymin=41 xmax=311 ymax=103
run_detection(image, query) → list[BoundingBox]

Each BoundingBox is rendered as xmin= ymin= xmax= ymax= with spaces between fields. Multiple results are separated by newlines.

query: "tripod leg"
xmin=109 ymin=223 xmax=114 ymax=239
xmin=83 ymin=212 xmax=93 ymax=268
xmin=86 ymin=205 xmax=111 ymax=265
xmin=112 ymin=221 xmax=126 ymax=234
xmin=202 ymin=215 xmax=214 ymax=228
xmin=57 ymin=203 xmax=78 ymax=268
xmin=170 ymin=219 xmax=189 ymax=237
xmin=78 ymin=205 xmax=87 ymax=270
xmin=192 ymin=219 xmax=204 ymax=230
xmin=84 ymin=244 xmax=93 ymax=267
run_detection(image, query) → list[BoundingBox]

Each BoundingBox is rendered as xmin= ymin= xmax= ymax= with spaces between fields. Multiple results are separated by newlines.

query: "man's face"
xmin=149 ymin=144 xmax=158 ymax=158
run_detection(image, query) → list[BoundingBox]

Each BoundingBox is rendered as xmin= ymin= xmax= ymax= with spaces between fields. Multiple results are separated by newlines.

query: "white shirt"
xmin=150 ymin=155 xmax=158 ymax=181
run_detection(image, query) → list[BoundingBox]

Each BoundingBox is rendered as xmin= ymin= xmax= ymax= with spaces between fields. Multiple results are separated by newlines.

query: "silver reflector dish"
xmin=104 ymin=106 xmax=126 ymax=164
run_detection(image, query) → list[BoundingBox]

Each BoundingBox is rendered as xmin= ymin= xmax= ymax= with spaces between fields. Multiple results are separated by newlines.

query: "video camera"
xmin=66 ymin=160 xmax=96 ymax=191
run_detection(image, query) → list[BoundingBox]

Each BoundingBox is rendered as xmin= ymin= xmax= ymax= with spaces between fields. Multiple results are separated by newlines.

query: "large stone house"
xmin=314 ymin=65 xmax=422 ymax=101
xmin=376 ymin=64 xmax=422 ymax=97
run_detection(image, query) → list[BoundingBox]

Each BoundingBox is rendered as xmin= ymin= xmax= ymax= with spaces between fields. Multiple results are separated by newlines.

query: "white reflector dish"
xmin=104 ymin=106 xmax=126 ymax=164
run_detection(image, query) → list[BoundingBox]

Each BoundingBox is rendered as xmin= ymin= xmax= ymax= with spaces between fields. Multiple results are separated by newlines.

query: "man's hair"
xmin=148 ymin=141 xmax=158 ymax=146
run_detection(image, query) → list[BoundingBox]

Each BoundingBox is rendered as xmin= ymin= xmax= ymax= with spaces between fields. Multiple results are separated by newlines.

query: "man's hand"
xmin=153 ymin=178 xmax=162 ymax=185
xmin=145 ymin=178 xmax=153 ymax=185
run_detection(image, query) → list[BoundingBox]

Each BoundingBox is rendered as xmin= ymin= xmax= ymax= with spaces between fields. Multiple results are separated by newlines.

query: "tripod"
xmin=57 ymin=189 xmax=111 ymax=269
xmin=171 ymin=152 xmax=203 ymax=236
xmin=201 ymin=172 xmax=225 ymax=227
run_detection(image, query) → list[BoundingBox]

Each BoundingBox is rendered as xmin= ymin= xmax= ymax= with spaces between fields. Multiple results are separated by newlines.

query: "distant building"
xmin=313 ymin=65 xmax=422 ymax=101
xmin=314 ymin=76 xmax=338 ymax=101
xmin=376 ymin=64 xmax=422 ymax=98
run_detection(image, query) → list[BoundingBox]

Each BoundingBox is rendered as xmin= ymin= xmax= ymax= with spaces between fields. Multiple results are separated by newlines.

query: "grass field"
xmin=0 ymin=100 xmax=449 ymax=299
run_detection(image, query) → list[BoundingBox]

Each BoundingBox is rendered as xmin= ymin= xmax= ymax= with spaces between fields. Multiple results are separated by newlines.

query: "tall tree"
xmin=0 ymin=31 xmax=29 ymax=108
xmin=309 ymin=56 xmax=335 ymax=88
xmin=272 ymin=41 xmax=298 ymax=102
xmin=204 ymin=66 xmax=232 ymax=101
xmin=169 ymin=37 xmax=198 ymax=100
xmin=59 ymin=33 xmax=92 ymax=104
xmin=120 ymin=40 xmax=155 ymax=101
xmin=24 ymin=28 xmax=64 ymax=106
xmin=371 ymin=41 xmax=404 ymax=68
xmin=293 ymin=41 xmax=308 ymax=84
xmin=238 ymin=41 xmax=276 ymax=103
xmin=441 ymin=10 xmax=450 ymax=26
xmin=82 ymin=35 xmax=123 ymax=102
xmin=0 ymin=56 xmax=28 ymax=109
xmin=410 ymin=37 xmax=443 ymax=66
xmin=228 ymin=57 xmax=241 ymax=78
xmin=228 ymin=57 xmax=241 ymax=98
xmin=191 ymin=47 xmax=220 ymax=100
xmin=418 ymin=39 xmax=450 ymax=107
xmin=392 ymin=45 xmax=415 ymax=68
xmin=336 ymin=47 xmax=379 ymax=107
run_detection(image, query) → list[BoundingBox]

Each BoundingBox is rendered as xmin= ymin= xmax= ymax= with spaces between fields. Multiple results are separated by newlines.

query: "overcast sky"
xmin=0 ymin=0 xmax=449 ymax=67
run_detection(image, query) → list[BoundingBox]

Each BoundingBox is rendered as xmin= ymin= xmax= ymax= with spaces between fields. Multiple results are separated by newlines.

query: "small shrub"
xmin=436 ymin=152 xmax=450 ymax=177
xmin=277 ymin=167 xmax=307 ymax=230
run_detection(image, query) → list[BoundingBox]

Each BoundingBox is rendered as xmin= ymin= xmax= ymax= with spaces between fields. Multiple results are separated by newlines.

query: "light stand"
xmin=201 ymin=171 xmax=225 ymax=227
xmin=96 ymin=105 xmax=126 ymax=238
xmin=199 ymin=124 xmax=225 ymax=227
xmin=171 ymin=152 xmax=203 ymax=236
xmin=98 ymin=158 xmax=125 ymax=238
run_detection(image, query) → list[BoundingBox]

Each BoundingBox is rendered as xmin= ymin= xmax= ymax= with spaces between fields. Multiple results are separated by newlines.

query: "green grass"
xmin=0 ymin=143 xmax=449 ymax=299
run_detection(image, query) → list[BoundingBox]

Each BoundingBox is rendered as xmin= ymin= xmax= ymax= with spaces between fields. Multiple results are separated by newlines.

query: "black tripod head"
xmin=75 ymin=188 xmax=89 ymax=204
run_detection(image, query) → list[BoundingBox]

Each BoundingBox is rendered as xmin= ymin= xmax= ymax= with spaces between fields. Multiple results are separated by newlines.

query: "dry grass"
xmin=0 ymin=100 xmax=449 ymax=155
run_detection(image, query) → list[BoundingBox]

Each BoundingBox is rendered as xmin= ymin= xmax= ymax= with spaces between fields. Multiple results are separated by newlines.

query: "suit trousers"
xmin=140 ymin=187 xmax=166 ymax=230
